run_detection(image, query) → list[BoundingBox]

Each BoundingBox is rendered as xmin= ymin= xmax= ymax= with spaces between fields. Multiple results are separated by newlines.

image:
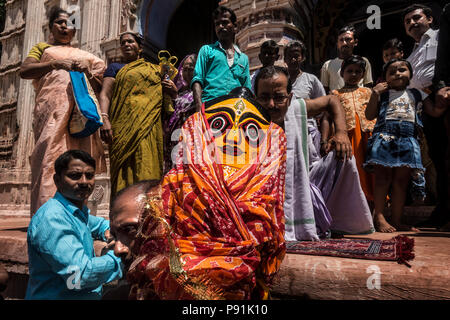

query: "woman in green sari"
xmin=107 ymin=50 xmax=176 ymax=198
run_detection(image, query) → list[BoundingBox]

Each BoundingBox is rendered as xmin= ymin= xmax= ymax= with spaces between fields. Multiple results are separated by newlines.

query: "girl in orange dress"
xmin=331 ymin=55 xmax=377 ymax=204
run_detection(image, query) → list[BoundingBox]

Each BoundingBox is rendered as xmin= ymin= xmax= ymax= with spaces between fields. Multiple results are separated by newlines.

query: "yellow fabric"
xmin=27 ymin=42 xmax=52 ymax=61
xmin=109 ymin=58 xmax=164 ymax=197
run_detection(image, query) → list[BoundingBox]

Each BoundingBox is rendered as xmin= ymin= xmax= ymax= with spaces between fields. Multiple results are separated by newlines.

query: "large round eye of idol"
xmin=242 ymin=120 xmax=264 ymax=147
xmin=208 ymin=112 xmax=232 ymax=137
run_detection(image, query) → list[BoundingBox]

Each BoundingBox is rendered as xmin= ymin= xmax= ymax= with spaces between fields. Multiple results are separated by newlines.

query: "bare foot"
xmin=374 ymin=214 xmax=396 ymax=233
xmin=391 ymin=224 xmax=419 ymax=232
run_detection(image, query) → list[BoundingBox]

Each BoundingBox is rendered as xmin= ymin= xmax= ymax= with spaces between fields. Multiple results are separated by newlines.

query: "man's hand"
xmin=99 ymin=230 xmax=115 ymax=256
xmin=325 ymin=130 xmax=352 ymax=160
xmin=104 ymin=229 xmax=110 ymax=240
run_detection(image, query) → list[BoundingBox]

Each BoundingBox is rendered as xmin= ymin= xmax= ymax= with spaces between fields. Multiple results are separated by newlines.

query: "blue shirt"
xmin=103 ymin=62 xmax=126 ymax=78
xmin=192 ymin=41 xmax=251 ymax=102
xmin=26 ymin=192 xmax=123 ymax=300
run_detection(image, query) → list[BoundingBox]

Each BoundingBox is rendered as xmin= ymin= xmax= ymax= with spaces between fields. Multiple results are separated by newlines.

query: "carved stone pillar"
xmin=226 ymin=0 xmax=304 ymax=72
xmin=0 ymin=0 xmax=46 ymax=217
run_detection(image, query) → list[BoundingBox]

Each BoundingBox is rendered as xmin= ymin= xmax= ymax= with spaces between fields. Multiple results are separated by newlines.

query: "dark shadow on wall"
xmin=314 ymin=0 xmax=446 ymax=80
xmin=166 ymin=0 xmax=220 ymax=62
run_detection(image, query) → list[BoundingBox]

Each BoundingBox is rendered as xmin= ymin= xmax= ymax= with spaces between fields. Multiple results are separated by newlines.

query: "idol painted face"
xmin=205 ymin=98 xmax=270 ymax=168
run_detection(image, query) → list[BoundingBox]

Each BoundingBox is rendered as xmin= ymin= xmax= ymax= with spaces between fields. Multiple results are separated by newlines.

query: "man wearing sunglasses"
xmin=26 ymin=150 xmax=123 ymax=299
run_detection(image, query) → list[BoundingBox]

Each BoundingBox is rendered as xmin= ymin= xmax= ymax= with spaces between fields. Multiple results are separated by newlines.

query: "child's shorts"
xmin=364 ymin=121 xmax=423 ymax=172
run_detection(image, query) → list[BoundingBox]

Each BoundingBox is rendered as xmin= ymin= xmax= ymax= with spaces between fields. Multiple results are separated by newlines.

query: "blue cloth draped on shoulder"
xmin=69 ymin=71 xmax=103 ymax=138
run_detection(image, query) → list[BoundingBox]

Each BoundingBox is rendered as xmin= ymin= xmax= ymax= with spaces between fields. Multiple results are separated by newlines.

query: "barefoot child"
xmin=364 ymin=59 xmax=446 ymax=232
xmin=330 ymin=55 xmax=377 ymax=204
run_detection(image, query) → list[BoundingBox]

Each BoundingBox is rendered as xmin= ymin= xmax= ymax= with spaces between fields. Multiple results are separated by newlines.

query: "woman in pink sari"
xmin=19 ymin=7 xmax=106 ymax=215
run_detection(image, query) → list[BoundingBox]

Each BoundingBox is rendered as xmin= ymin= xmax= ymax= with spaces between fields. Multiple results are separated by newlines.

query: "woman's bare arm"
xmin=19 ymin=57 xmax=73 ymax=79
xmin=98 ymin=77 xmax=115 ymax=145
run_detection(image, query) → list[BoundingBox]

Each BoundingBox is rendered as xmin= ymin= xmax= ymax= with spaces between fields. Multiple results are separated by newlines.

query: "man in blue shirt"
xmin=26 ymin=150 xmax=123 ymax=300
xmin=192 ymin=6 xmax=251 ymax=111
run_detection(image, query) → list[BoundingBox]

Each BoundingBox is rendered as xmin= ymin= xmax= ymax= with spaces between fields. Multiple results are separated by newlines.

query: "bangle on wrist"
xmin=101 ymin=113 xmax=109 ymax=118
xmin=320 ymin=140 xmax=327 ymax=145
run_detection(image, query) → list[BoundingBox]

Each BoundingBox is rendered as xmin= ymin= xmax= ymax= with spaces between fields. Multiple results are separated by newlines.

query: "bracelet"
xmin=320 ymin=140 xmax=327 ymax=145
xmin=101 ymin=113 xmax=109 ymax=118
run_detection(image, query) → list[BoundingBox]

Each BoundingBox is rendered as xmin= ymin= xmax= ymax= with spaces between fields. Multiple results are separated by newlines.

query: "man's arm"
xmin=192 ymin=82 xmax=203 ymax=112
xmin=30 ymin=215 xmax=123 ymax=291
xmin=191 ymin=45 xmax=208 ymax=112
xmin=363 ymin=58 xmax=374 ymax=88
xmin=423 ymin=92 xmax=449 ymax=117
xmin=320 ymin=61 xmax=330 ymax=94
xmin=242 ymin=56 xmax=252 ymax=90
xmin=89 ymin=215 xmax=111 ymax=241
xmin=305 ymin=95 xmax=352 ymax=159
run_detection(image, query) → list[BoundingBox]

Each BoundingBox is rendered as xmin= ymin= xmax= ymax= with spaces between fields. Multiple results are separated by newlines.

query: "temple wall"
xmin=0 ymin=0 xmax=140 ymax=218
xmin=0 ymin=0 xmax=307 ymax=218
xmin=222 ymin=0 xmax=309 ymax=71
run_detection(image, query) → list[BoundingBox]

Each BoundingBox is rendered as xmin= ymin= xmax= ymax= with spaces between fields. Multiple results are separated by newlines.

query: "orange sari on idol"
xmin=126 ymin=89 xmax=287 ymax=300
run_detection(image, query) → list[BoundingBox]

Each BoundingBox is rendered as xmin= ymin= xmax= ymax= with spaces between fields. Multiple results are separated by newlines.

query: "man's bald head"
xmin=110 ymin=180 xmax=160 ymax=219
xmin=109 ymin=180 xmax=161 ymax=271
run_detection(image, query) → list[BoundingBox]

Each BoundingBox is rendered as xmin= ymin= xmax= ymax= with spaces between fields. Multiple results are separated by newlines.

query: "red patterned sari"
xmin=126 ymin=95 xmax=287 ymax=300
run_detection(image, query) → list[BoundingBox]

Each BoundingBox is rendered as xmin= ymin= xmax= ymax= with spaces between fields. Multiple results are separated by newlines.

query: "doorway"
xmin=166 ymin=0 xmax=220 ymax=61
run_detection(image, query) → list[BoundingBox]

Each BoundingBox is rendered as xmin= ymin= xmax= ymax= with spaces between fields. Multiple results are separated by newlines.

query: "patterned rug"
xmin=286 ymin=235 xmax=415 ymax=267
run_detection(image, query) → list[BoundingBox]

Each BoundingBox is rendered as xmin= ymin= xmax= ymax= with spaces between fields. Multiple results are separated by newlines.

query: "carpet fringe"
xmin=394 ymin=235 xmax=415 ymax=267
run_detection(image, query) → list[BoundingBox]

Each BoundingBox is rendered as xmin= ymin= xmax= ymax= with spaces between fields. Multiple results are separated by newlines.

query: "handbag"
xmin=68 ymin=71 xmax=103 ymax=137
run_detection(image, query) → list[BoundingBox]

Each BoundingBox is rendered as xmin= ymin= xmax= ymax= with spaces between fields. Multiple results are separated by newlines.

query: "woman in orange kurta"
xmin=20 ymin=7 xmax=106 ymax=215
xmin=126 ymin=88 xmax=287 ymax=300
xmin=331 ymin=56 xmax=376 ymax=202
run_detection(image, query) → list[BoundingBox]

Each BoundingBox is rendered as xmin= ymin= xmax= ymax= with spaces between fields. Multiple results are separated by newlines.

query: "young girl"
xmin=329 ymin=55 xmax=377 ymax=204
xmin=382 ymin=38 xmax=404 ymax=64
xmin=364 ymin=59 xmax=446 ymax=232
xmin=376 ymin=39 xmax=404 ymax=84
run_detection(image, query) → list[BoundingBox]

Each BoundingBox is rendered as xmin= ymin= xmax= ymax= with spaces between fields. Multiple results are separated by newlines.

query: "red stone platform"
xmin=1 ymin=217 xmax=449 ymax=300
